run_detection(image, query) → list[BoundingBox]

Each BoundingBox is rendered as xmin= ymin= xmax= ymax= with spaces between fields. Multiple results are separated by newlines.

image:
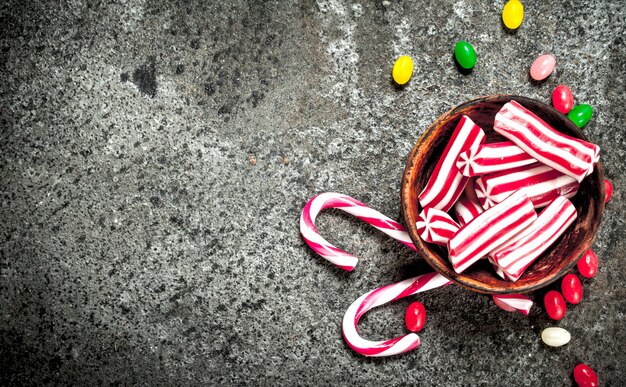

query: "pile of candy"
xmin=300 ymin=192 xmax=532 ymax=358
xmin=417 ymin=100 xmax=598 ymax=279
xmin=301 ymin=1 xmax=612 ymax=385
xmin=299 ymin=127 xmax=606 ymax=385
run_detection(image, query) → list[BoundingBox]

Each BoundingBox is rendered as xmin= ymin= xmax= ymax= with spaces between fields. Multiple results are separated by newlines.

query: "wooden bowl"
xmin=401 ymin=95 xmax=605 ymax=294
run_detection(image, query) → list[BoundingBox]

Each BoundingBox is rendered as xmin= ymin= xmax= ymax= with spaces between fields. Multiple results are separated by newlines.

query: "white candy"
xmin=541 ymin=327 xmax=571 ymax=347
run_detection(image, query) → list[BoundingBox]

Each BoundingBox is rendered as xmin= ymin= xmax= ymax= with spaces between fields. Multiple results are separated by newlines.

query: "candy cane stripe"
xmin=301 ymin=191 xmax=535 ymax=357
xmin=494 ymin=196 xmax=577 ymax=281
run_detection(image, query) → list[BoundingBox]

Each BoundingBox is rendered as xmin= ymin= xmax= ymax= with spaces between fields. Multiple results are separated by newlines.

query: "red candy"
xmin=578 ymin=250 xmax=598 ymax=278
xmin=573 ymin=363 xmax=599 ymax=387
xmin=561 ymin=274 xmax=583 ymax=304
xmin=405 ymin=301 xmax=426 ymax=333
xmin=544 ymin=290 xmax=566 ymax=320
xmin=604 ymin=179 xmax=613 ymax=203
xmin=552 ymin=85 xmax=574 ymax=114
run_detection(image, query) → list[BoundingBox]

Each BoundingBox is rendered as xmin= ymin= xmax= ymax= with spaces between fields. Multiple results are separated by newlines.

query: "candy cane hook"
xmin=300 ymin=192 xmax=415 ymax=271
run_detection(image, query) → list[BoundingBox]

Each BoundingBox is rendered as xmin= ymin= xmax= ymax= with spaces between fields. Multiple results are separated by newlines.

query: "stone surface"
xmin=1 ymin=0 xmax=625 ymax=385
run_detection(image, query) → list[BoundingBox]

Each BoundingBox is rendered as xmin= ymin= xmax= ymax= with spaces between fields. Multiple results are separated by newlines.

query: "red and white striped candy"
xmin=415 ymin=208 xmax=460 ymax=245
xmin=300 ymin=193 xmax=416 ymax=271
xmin=493 ymin=196 xmax=577 ymax=281
xmin=419 ymin=115 xmax=486 ymax=212
xmin=456 ymin=141 xmax=537 ymax=177
xmin=489 ymin=261 xmax=535 ymax=315
xmin=490 ymin=258 xmax=513 ymax=281
xmin=474 ymin=163 xmax=579 ymax=209
xmin=342 ymin=272 xmax=451 ymax=357
xmin=448 ymin=190 xmax=537 ymax=273
xmin=453 ymin=182 xmax=484 ymax=226
xmin=492 ymin=294 xmax=533 ymax=315
xmin=300 ymin=193 xmax=535 ymax=356
xmin=494 ymin=100 xmax=599 ymax=183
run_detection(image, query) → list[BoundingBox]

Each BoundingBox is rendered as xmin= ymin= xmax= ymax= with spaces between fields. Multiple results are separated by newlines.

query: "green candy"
xmin=568 ymin=104 xmax=593 ymax=128
xmin=454 ymin=41 xmax=477 ymax=70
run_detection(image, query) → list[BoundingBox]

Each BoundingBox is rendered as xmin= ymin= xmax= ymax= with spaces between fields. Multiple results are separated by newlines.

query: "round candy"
xmin=530 ymin=54 xmax=556 ymax=81
xmin=604 ymin=179 xmax=613 ymax=203
xmin=578 ymin=250 xmax=598 ymax=278
xmin=541 ymin=327 xmax=571 ymax=347
xmin=454 ymin=41 xmax=477 ymax=70
xmin=552 ymin=85 xmax=574 ymax=114
xmin=573 ymin=363 xmax=599 ymax=387
xmin=561 ymin=274 xmax=583 ymax=304
xmin=405 ymin=301 xmax=426 ymax=333
xmin=544 ymin=290 xmax=566 ymax=320
xmin=568 ymin=104 xmax=593 ymax=128
xmin=502 ymin=0 xmax=524 ymax=30
xmin=392 ymin=55 xmax=414 ymax=85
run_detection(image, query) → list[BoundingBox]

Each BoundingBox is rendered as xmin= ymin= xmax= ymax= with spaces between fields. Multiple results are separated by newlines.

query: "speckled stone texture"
xmin=1 ymin=0 xmax=624 ymax=385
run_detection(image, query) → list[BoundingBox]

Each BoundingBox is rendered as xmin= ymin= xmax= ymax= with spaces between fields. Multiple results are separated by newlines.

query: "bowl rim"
xmin=401 ymin=94 xmax=605 ymax=294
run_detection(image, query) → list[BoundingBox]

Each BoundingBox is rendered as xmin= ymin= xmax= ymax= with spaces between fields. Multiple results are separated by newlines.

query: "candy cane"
xmin=342 ymin=272 xmax=452 ymax=357
xmin=300 ymin=193 xmax=416 ymax=271
xmin=301 ymin=192 xmax=534 ymax=357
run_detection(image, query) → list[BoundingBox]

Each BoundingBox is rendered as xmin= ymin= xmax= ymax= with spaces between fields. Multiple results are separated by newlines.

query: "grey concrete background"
xmin=1 ymin=0 xmax=624 ymax=385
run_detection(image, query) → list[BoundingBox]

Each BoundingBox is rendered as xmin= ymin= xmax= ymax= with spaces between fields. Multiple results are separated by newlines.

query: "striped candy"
xmin=494 ymin=100 xmax=599 ymax=183
xmin=419 ymin=115 xmax=486 ymax=212
xmin=300 ymin=192 xmax=535 ymax=357
xmin=456 ymin=141 xmax=537 ymax=177
xmin=342 ymin=272 xmax=452 ymax=357
xmin=492 ymin=196 xmax=577 ymax=282
xmin=490 ymin=258 xmax=514 ymax=281
xmin=415 ymin=208 xmax=460 ymax=245
xmin=448 ymin=190 xmax=537 ymax=273
xmin=492 ymin=294 xmax=533 ymax=315
xmin=453 ymin=182 xmax=484 ymax=226
xmin=474 ymin=163 xmax=579 ymax=209
xmin=300 ymin=193 xmax=416 ymax=271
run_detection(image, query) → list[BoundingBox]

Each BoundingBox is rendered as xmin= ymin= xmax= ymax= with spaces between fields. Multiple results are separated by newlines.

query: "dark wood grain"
xmin=401 ymin=95 xmax=605 ymax=294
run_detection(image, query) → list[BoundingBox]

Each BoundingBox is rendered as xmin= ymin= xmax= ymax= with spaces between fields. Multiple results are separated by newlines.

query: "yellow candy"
xmin=392 ymin=55 xmax=414 ymax=85
xmin=502 ymin=0 xmax=524 ymax=30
